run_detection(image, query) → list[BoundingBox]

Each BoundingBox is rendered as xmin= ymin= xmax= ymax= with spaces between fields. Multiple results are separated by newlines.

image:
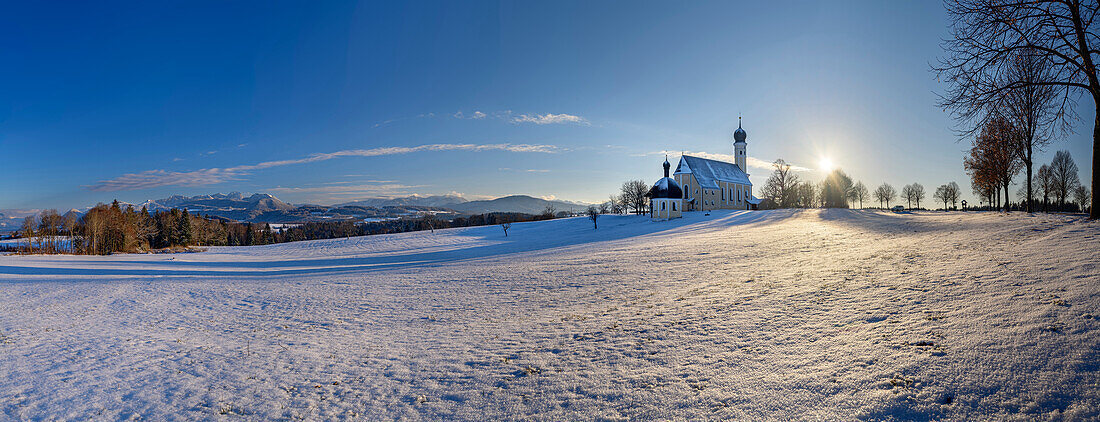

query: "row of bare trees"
xmin=936 ymin=0 xmax=1097 ymax=218
xmin=608 ymin=180 xmax=649 ymax=215
xmin=759 ymin=159 xmax=961 ymax=210
xmin=1016 ymin=151 xmax=1090 ymax=210
xmin=962 ymin=112 xmax=1089 ymax=211
xmin=760 ymin=159 xmax=845 ymax=208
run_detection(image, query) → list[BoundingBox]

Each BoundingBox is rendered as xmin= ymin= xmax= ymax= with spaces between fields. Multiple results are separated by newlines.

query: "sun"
xmin=819 ymin=157 xmax=834 ymax=172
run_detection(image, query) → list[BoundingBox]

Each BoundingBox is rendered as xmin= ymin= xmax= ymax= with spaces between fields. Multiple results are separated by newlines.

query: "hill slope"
xmin=0 ymin=209 xmax=1097 ymax=419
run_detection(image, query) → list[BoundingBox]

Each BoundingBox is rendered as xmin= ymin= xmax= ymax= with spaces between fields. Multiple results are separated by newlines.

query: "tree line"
xmin=7 ymin=200 xmax=561 ymax=255
xmin=755 ymin=159 xmax=964 ymax=211
xmin=964 ymin=118 xmax=1090 ymax=212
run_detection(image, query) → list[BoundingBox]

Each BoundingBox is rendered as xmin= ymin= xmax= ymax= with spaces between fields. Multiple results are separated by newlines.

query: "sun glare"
xmin=819 ymin=157 xmax=834 ymax=173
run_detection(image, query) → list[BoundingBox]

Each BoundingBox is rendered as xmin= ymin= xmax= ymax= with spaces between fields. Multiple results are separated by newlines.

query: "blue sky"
xmin=1 ymin=1 xmax=1093 ymax=209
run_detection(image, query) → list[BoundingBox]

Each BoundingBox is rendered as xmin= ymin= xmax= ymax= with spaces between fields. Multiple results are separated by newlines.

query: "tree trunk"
xmin=1093 ymin=94 xmax=1100 ymax=218
xmin=1025 ymin=144 xmax=1033 ymax=213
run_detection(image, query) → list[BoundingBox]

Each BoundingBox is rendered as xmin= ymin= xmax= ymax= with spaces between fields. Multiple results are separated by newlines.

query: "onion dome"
xmin=647 ymin=156 xmax=683 ymax=199
xmin=734 ymin=117 xmax=747 ymax=143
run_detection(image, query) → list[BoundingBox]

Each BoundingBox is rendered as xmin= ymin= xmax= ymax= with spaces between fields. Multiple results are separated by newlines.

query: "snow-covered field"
xmin=0 ymin=209 xmax=1097 ymax=420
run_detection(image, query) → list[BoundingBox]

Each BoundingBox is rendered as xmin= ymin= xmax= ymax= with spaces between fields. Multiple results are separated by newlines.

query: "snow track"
xmin=0 ymin=209 xmax=1097 ymax=420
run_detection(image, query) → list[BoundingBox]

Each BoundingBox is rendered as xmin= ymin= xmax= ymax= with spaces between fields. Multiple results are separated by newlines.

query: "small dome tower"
xmin=646 ymin=156 xmax=684 ymax=220
xmin=734 ymin=116 xmax=747 ymax=173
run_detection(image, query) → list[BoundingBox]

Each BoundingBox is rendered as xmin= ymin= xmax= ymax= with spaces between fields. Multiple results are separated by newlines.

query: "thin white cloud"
xmin=266 ymin=183 xmax=420 ymax=196
xmin=450 ymin=110 xmax=589 ymax=125
xmin=512 ymin=113 xmax=588 ymax=125
xmin=745 ymin=156 xmax=812 ymax=172
xmin=89 ymin=143 xmax=560 ymax=192
xmin=453 ymin=110 xmax=487 ymax=120
xmin=264 ymin=182 xmax=423 ymax=205
xmin=373 ymin=113 xmax=436 ymax=128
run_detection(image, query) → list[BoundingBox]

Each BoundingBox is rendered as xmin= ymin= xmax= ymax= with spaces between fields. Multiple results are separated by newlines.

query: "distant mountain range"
xmin=0 ymin=193 xmax=590 ymax=231
xmin=336 ymin=194 xmax=584 ymax=215
xmin=448 ymin=195 xmax=586 ymax=215
xmin=335 ymin=194 xmax=469 ymax=208
xmin=136 ymin=192 xmax=297 ymax=221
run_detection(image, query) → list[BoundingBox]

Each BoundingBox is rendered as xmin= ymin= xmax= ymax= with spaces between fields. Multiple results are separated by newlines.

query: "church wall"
xmin=674 ymin=172 xmax=751 ymax=211
xmin=649 ymin=198 xmax=682 ymax=219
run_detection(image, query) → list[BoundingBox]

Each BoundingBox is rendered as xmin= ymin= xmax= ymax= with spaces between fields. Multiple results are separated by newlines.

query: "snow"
xmin=677 ymin=155 xmax=750 ymax=186
xmin=0 ymin=209 xmax=1097 ymax=420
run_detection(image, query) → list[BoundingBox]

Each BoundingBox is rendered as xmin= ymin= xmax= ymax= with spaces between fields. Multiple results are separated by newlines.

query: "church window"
xmin=721 ymin=188 xmax=725 ymax=201
xmin=672 ymin=202 xmax=676 ymax=211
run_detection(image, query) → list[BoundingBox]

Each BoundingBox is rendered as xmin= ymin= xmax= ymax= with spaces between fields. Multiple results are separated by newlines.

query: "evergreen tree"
xmin=245 ymin=222 xmax=255 ymax=246
xmin=262 ymin=223 xmax=273 ymax=245
xmin=178 ymin=209 xmax=193 ymax=246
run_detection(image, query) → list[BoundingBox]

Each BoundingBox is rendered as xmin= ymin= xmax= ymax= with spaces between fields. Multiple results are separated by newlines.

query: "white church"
xmin=647 ymin=118 xmax=760 ymax=219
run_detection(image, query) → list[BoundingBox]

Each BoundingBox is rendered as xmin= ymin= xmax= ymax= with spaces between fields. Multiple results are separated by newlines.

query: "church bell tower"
xmin=733 ymin=117 xmax=747 ymax=173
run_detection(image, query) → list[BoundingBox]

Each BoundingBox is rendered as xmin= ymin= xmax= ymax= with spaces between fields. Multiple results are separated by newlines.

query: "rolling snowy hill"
xmin=0 ymin=209 xmax=1097 ymax=420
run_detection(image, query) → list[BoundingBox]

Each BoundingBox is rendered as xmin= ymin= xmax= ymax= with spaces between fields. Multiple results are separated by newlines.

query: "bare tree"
xmin=1050 ymin=150 xmax=1081 ymax=206
xmin=1038 ymin=163 xmax=1056 ymax=210
xmin=947 ymin=182 xmax=962 ymax=208
xmin=38 ymin=209 xmax=62 ymax=254
xmin=620 ymin=180 xmax=650 ymax=215
xmin=420 ymin=213 xmax=437 ymax=233
xmin=935 ymin=184 xmax=951 ymax=209
xmin=608 ymin=194 xmax=624 ymax=214
xmin=850 ymin=181 xmax=869 ymax=209
xmin=935 ymin=0 xmax=1100 ymax=219
xmin=874 ymin=183 xmax=897 ymax=208
xmin=586 ymin=205 xmax=600 ymax=230
xmin=500 ymin=219 xmax=512 ymax=237
xmin=62 ymin=212 xmax=78 ymax=242
xmin=761 ymin=159 xmax=800 ymax=208
xmin=1001 ymin=49 xmax=1065 ymax=212
xmin=965 ymin=117 xmax=1021 ymax=211
xmin=19 ymin=214 xmax=37 ymax=253
xmin=821 ymin=170 xmax=853 ymax=208
xmin=540 ymin=204 xmax=556 ymax=220
xmin=796 ymin=181 xmax=817 ymax=208
xmin=902 ymin=184 xmax=924 ymax=209
xmin=1074 ymin=183 xmax=1092 ymax=211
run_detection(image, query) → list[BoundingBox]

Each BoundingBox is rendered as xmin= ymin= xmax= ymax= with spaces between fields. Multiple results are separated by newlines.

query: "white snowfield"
xmin=0 ymin=209 xmax=1097 ymax=420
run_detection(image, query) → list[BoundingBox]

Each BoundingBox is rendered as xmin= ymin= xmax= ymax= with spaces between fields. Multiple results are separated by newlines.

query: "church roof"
xmin=674 ymin=155 xmax=751 ymax=188
xmin=646 ymin=177 xmax=683 ymax=199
